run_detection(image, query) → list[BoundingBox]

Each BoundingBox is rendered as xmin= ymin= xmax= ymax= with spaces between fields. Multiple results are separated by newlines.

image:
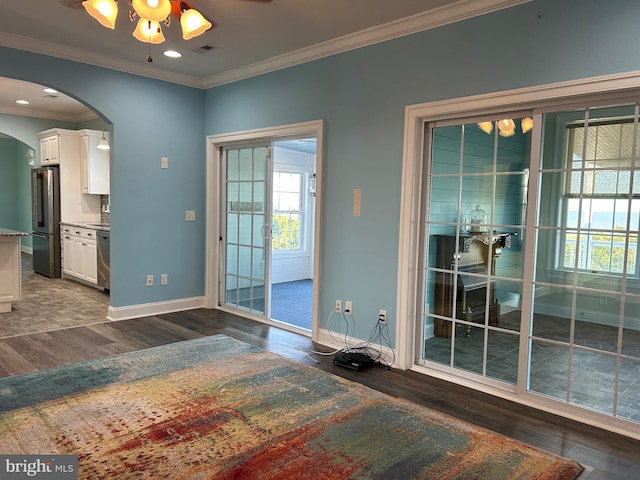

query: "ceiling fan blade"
xmin=61 ymin=0 xmax=85 ymax=9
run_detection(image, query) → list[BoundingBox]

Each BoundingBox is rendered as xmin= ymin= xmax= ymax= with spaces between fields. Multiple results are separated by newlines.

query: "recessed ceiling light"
xmin=163 ymin=50 xmax=182 ymax=58
xmin=16 ymin=99 xmax=29 ymax=105
xmin=42 ymin=88 xmax=58 ymax=94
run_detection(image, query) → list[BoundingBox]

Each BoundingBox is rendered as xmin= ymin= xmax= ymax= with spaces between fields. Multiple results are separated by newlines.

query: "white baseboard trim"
xmin=107 ymin=297 xmax=205 ymax=321
xmin=316 ymin=328 xmax=397 ymax=368
xmin=21 ymin=245 xmax=33 ymax=255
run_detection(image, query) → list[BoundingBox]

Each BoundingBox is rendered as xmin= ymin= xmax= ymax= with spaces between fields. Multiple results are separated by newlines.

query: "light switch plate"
xmin=186 ymin=210 xmax=196 ymax=221
xmin=353 ymin=188 xmax=361 ymax=216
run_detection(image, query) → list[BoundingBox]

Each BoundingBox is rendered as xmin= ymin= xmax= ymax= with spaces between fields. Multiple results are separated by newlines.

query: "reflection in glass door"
xmin=532 ymin=103 xmax=640 ymax=422
xmin=420 ymin=117 xmax=531 ymax=386
xmin=221 ymin=144 xmax=270 ymax=317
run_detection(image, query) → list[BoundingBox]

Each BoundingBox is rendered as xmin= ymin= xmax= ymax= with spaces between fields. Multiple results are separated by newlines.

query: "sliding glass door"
xmin=417 ymin=100 xmax=640 ymax=425
xmin=221 ymin=144 xmax=270 ymax=317
xmin=419 ymin=117 xmax=530 ymax=387
xmin=532 ymin=104 xmax=640 ymax=421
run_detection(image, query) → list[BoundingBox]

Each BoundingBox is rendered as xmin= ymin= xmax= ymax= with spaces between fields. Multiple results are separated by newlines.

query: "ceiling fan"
xmin=62 ymin=0 xmax=271 ymax=60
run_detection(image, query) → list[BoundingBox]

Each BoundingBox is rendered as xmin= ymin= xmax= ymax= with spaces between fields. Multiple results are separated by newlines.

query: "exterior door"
xmin=220 ymin=144 xmax=271 ymax=318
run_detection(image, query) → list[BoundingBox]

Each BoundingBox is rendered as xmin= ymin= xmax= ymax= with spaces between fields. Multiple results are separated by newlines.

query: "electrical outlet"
xmin=379 ymin=309 xmax=387 ymax=324
xmin=161 ymin=274 xmax=168 ymax=285
xmin=185 ymin=210 xmax=196 ymax=222
xmin=146 ymin=275 xmax=153 ymax=287
xmin=335 ymin=300 xmax=342 ymax=313
xmin=345 ymin=301 xmax=353 ymax=314
xmin=161 ymin=157 xmax=168 ymax=169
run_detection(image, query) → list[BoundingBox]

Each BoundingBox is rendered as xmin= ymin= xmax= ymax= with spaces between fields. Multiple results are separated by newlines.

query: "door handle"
xmin=260 ymin=224 xmax=271 ymax=240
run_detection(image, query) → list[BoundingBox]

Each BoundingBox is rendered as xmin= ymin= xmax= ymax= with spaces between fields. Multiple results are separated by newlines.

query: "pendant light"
xmin=97 ymin=122 xmax=110 ymax=151
xmin=82 ymin=0 xmax=118 ymax=29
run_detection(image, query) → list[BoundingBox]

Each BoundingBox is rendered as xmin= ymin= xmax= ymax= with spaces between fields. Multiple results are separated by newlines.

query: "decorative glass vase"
xmin=468 ymin=205 xmax=487 ymax=233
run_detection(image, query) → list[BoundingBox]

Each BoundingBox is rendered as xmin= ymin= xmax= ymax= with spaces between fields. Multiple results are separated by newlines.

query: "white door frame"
xmin=205 ymin=120 xmax=324 ymax=341
xmin=396 ymin=71 xmax=640 ymax=440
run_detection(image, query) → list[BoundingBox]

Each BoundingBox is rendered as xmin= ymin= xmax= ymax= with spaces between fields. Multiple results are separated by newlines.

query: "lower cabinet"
xmin=61 ymin=225 xmax=97 ymax=284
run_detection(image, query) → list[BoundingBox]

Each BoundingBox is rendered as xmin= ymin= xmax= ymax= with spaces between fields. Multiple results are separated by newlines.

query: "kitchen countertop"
xmin=61 ymin=222 xmax=110 ymax=231
xmin=0 ymin=227 xmax=30 ymax=237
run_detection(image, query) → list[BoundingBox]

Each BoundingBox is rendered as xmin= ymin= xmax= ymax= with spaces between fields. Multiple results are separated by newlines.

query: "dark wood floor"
xmin=0 ymin=308 xmax=638 ymax=480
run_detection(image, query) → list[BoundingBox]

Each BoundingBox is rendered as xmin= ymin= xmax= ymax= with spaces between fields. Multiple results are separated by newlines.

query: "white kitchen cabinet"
xmin=60 ymin=224 xmax=97 ymax=285
xmin=36 ymin=128 xmax=102 ymax=224
xmin=39 ymin=135 xmax=59 ymax=165
xmin=62 ymin=231 xmax=75 ymax=276
xmin=79 ymin=130 xmax=109 ymax=195
xmin=83 ymin=239 xmax=98 ymax=283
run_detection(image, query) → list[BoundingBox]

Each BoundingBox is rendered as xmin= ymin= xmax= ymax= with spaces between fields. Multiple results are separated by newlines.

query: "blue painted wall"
xmin=0 ymin=138 xmax=19 ymax=230
xmin=0 ymin=51 xmax=206 ymax=308
xmin=0 ymin=114 xmax=79 ymax=250
xmin=0 ymin=0 xmax=638 ymax=341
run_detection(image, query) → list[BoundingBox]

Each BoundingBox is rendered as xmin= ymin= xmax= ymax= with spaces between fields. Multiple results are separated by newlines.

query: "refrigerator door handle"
xmin=32 ymin=233 xmax=48 ymax=239
xmin=33 ymin=171 xmax=46 ymax=228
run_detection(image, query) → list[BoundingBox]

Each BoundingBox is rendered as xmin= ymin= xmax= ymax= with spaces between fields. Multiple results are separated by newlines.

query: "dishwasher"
xmin=97 ymin=230 xmax=110 ymax=292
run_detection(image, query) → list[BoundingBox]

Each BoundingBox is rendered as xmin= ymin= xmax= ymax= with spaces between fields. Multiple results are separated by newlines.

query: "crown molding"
xmin=0 ymin=0 xmax=529 ymax=90
xmin=203 ymin=0 xmax=532 ymax=88
xmin=0 ymin=31 xmax=205 ymax=89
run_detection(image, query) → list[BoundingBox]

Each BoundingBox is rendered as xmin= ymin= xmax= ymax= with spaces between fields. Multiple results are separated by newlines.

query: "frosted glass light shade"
xmin=477 ymin=121 xmax=494 ymax=134
xmin=497 ymin=118 xmax=516 ymax=137
xmin=133 ymin=19 xmax=166 ymax=44
xmin=97 ymin=138 xmax=110 ymax=150
xmin=180 ymin=9 xmax=212 ymax=40
xmin=131 ymin=0 xmax=172 ymax=22
xmin=82 ymin=0 xmax=118 ymax=29
xmin=521 ymin=117 xmax=534 ymax=133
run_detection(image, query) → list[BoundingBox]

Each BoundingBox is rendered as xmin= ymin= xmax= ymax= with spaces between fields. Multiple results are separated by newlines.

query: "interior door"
xmin=220 ymin=144 xmax=271 ymax=318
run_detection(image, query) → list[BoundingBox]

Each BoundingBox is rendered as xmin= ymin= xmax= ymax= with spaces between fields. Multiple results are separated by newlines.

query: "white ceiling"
xmin=0 ymin=0 xmax=528 ymax=120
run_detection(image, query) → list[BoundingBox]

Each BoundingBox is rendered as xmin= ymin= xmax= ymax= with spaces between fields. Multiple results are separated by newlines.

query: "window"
xmin=272 ymin=171 xmax=303 ymax=250
xmin=561 ymin=118 xmax=640 ymax=275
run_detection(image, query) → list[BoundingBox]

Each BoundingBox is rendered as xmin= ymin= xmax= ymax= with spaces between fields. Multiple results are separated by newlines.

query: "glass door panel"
xmin=531 ymin=103 xmax=640 ymax=421
xmin=421 ymin=117 xmax=531 ymax=387
xmin=222 ymin=145 xmax=269 ymax=316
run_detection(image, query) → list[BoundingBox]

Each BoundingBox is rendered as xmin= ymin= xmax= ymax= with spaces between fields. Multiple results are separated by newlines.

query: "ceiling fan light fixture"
xmin=131 ymin=0 xmax=172 ymax=22
xmin=497 ymin=118 xmax=516 ymax=137
xmin=521 ymin=117 xmax=534 ymax=133
xmin=132 ymin=18 xmax=166 ymax=44
xmin=82 ymin=0 xmax=118 ymax=29
xmin=180 ymin=7 xmax=212 ymax=40
xmin=477 ymin=121 xmax=494 ymax=135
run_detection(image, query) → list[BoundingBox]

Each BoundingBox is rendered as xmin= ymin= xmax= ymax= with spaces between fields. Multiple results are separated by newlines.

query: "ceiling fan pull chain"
xmin=148 ymin=21 xmax=153 ymax=62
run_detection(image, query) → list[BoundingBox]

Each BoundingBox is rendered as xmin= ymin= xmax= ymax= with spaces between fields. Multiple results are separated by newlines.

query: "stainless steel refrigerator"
xmin=31 ymin=166 xmax=61 ymax=277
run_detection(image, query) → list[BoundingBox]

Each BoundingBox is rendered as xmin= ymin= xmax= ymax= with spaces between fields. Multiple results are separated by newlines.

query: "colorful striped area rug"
xmin=0 ymin=335 xmax=583 ymax=479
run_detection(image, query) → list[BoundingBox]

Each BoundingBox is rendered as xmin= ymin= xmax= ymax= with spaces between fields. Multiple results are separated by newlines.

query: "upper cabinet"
xmin=79 ymin=130 xmax=110 ymax=195
xmin=36 ymin=128 xmax=103 ymax=223
xmin=40 ymin=134 xmax=60 ymax=165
